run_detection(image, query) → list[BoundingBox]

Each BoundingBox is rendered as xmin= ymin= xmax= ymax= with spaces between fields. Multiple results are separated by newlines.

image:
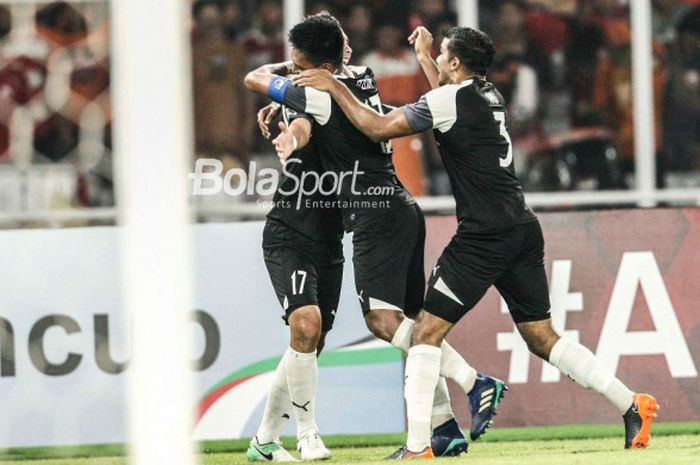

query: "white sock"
xmin=405 ymin=345 xmax=441 ymax=452
xmin=549 ymin=337 xmax=634 ymax=414
xmin=440 ymin=341 xmax=477 ymax=393
xmin=392 ymin=318 xmax=477 ymax=394
xmin=256 ymin=352 xmax=292 ymax=443
xmin=431 ymin=377 xmax=455 ymax=429
xmin=285 ymin=348 xmax=319 ymax=437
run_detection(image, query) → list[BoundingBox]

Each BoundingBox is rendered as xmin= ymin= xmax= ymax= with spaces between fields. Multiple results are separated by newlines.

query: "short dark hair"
xmin=288 ymin=12 xmax=344 ymax=67
xmin=444 ymin=27 xmax=495 ymax=75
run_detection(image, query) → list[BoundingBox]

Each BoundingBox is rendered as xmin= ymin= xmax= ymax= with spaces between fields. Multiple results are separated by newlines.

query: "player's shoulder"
xmin=336 ymin=65 xmax=378 ymax=100
xmin=347 ymin=65 xmax=373 ymax=78
xmin=472 ymin=79 xmax=504 ymax=105
xmin=422 ymin=79 xmax=474 ymax=110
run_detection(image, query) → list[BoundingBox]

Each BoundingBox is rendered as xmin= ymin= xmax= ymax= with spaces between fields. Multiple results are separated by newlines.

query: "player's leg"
xmin=422 ymin=238 xmax=509 ymax=442
xmin=250 ymin=304 xmax=321 ymax=463
xmin=403 ymin=204 xmax=476 ymax=419
xmin=286 ymin=305 xmax=322 ymax=434
xmin=400 ymin=310 xmax=454 ymax=457
xmin=516 ymin=319 xmax=658 ymax=448
xmin=293 ymin=257 xmax=345 ymax=460
xmin=397 ymin=233 xmax=512 ymax=457
xmin=249 ymin=241 xmax=324 ymax=462
xmin=356 ymin=205 xmax=478 ymax=398
xmin=498 ymin=220 xmax=658 ymax=449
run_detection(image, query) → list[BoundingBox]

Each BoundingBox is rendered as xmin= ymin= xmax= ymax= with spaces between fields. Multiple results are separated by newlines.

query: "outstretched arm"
xmin=272 ymin=118 xmax=312 ymax=163
xmin=257 ymin=102 xmax=281 ymax=139
xmin=408 ymin=27 xmax=439 ymax=89
xmin=293 ymin=70 xmax=417 ymax=142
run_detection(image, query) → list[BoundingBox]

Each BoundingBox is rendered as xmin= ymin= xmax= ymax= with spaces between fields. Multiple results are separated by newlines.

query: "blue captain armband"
xmin=267 ymin=76 xmax=292 ymax=103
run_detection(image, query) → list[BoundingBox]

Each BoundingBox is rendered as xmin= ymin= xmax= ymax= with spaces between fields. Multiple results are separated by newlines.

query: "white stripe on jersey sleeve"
xmin=304 ymin=87 xmax=332 ymax=126
xmin=425 ymin=79 xmax=473 ymax=133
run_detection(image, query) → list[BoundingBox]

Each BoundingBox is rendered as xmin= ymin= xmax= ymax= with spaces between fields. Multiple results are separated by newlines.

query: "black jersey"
xmin=404 ymin=78 xmax=536 ymax=232
xmin=265 ymin=106 xmax=344 ymax=245
xmin=267 ymin=66 xmax=414 ymax=230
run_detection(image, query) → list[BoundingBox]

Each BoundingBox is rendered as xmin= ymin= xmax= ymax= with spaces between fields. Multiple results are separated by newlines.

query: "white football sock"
xmin=256 ymin=351 xmax=291 ymax=443
xmin=392 ymin=318 xmax=477 ymax=394
xmin=440 ymin=341 xmax=477 ymax=393
xmin=285 ymin=348 xmax=319 ymax=437
xmin=405 ymin=345 xmax=441 ymax=452
xmin=431 ymin=377 xmax=455 ymax=429
xmin=549 ymin=337 xmax=634 ymax=414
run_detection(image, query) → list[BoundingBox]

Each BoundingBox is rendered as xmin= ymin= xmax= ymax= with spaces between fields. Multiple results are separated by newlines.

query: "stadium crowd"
xmin=0 ymin=0 xmax=699 ymax=214
xmin=191 ymin=0 xmax=700 ymax=196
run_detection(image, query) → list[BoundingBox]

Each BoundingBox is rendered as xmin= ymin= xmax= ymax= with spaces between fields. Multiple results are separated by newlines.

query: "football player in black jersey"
xmin=293 ymin=26 xmax=658 ymax=457
xmin=245 ymin=13 xmax=507 ymax=459
xmin=244 ymin=17 xmax=345 ymax=462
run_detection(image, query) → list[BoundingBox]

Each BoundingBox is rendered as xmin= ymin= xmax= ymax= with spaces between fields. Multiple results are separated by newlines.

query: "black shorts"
xmin=424 ymin=219 xmax=550 ymax=324
xmin=263 ymin=220 xmax=344 ymax=332
xmin=352 ymin=203 xmax=425 ymax=317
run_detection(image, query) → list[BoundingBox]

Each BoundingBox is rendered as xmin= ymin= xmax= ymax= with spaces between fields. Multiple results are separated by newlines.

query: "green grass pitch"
xmin=0 ymin=423 xmax=698 ymax=465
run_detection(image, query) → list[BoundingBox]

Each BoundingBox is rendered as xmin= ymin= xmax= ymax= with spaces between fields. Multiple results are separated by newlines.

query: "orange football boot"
xmin=623 ymin=393 xmax=659 ymax=449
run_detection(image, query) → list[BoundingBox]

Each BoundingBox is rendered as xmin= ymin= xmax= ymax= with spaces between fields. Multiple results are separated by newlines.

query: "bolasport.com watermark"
xmin=188 ymin=158 xmax=395 ymax=210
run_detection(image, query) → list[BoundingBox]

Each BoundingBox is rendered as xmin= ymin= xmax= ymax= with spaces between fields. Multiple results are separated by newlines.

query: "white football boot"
xmin=296 ymin=430 xmax=331 ymax=461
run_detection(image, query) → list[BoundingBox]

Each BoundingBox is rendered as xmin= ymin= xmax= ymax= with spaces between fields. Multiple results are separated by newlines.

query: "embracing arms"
xmin=243 ymin=61 xmax=294 ymax=95
xmin=293 ymin=71 xmax=416 ymax=143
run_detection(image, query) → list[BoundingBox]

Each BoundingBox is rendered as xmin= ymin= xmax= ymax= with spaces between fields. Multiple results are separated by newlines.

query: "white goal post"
xmin=111 ymin=0 xmax=197 ymax=465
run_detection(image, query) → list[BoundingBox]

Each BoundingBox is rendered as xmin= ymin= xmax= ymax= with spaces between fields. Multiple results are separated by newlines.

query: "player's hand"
xmin=272 ymin=121 xmax=296 ymax=162
xmin=293 ymin=69 xmax=336 ymax=92
xmin=408 ymin=26 xmax=433 ymax=57
xmin=257 ymin=102 xmax=281 ymax=139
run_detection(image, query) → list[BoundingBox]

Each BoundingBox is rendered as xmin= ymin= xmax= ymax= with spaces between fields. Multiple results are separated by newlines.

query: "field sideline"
xmin=0 ymin=422 xmax=698 ymax=464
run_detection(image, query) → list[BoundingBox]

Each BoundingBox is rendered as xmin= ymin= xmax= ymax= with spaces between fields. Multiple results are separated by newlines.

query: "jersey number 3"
xmin=494 ymin=111 xmax=513 ymax=168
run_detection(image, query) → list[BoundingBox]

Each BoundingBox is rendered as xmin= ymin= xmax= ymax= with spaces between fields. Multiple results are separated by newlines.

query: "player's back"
xmin=419 ymin=78 xmax=535 ymax=232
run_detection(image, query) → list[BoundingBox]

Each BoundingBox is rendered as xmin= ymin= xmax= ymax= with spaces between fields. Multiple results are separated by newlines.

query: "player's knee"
xmin=517 ymin=319 xmax=559 ymax=360
xmin=411 ymin=311 xmax=449 ymax=347
xmin=364 ymin=310 xmax=403 ymax=342
xmin=289 ymin=306 xmax=322 ymax=352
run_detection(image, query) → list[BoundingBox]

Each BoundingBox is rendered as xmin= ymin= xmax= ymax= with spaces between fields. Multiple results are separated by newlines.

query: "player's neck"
xmin=451 ymin=71 xmax=483 ymax=85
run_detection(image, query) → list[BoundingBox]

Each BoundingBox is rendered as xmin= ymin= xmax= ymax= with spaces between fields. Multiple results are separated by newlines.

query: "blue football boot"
xmin=468 ymin=373 xmax=507 ymax=440
xmin=430 ymin=418 xmax=468 ymax=457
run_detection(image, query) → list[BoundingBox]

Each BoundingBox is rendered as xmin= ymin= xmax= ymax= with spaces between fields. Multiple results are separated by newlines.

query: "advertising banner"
xmin=0 ymin=223 xmax=403 ymax=448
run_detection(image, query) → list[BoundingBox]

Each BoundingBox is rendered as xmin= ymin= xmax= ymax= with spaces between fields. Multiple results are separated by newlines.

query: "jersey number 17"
xmin=364 ymin=95 xmax=392 ymax=155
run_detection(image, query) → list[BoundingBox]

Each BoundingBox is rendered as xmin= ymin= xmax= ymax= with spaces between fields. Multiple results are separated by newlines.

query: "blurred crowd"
xmin=0 ymin=1 xmax=111 ymax=213
xmin=192 ymin=0 xmax=700 ymax=197
xmin=1 ymin=0 xmax=699 ymax=216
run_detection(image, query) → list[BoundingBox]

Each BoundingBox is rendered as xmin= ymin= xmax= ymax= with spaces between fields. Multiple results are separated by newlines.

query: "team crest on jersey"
xmin=355 ymin=78 xmax=375 ymax=90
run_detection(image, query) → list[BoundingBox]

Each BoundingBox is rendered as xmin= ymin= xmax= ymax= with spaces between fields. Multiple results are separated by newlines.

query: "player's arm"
xmin=273 ymin=117 xmax=312 ymax=162
xmin=243 ymin=61 xmax=294 ymax=96
xmin=408 ymin=27 xmax=439 ymax=89
xmin=293 ymin=70 xmax=417 ymax=142
xmin=257 ymin=102 xmax=281 ymax=139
